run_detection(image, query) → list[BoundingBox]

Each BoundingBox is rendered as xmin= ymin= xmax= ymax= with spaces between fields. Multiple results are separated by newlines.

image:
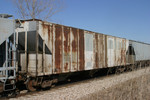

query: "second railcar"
xmin=129 ymin=40 xmax=150 ymax=66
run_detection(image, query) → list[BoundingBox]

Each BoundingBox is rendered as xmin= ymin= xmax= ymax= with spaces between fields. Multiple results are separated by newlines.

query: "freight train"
xmin=0 ymin=14 xmax=150 ymax=94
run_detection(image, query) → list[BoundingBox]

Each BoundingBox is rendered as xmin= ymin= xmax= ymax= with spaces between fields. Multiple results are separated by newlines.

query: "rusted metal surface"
xmin=41 ymin=22 xmax=52 ymax=51
xmin=116 ymin=38 xmax=122 ymax=66
xmin=107 ymin=36 xmax=129 ymax=67
xmin=99 ymin=34 xmax=106 ymax=68
xmin=105 ymin=35 xmax=108 ymax=67
xmin=79 ymin=29 xmax=85 ymax=71
xmin=117 ymin=38 xmax=127 ymax=66
xmin=94 ymin=34 xmax=99 ymax=69
xmin=38 ymin=22 xmax=55 ymax=74
xmin=37 ymin=22 xmax=53 ymax=75
xmin=71 ymin=28 xmax=78 ymax=71
xmin=55 ymin=25 xmax=62 ymax=73
xmin=121 ymin=39 xmax=126 ymax=65
xmin=22 ymin=21 xmax=109 ymax=75
xmin=63 ymin=26 xmax=70 ymax=72
xmin=93 ymin=33 xmax=106 ymax=69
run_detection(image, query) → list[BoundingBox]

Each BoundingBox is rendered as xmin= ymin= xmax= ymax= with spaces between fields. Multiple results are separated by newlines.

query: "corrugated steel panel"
xmin=94 ymin=33 xmax=99 ymax=69
xmin=52 ymin=24 xmax=55 ymax=74
xmin=63 ymin=26 xmax=71 ymax=72
xmin=107 ymin=36 xmax=115 ymax=67
xmin=84 ymin=31 xmax=94 ymax=70
xmin=44 ymin=54 xmax=53 ymax=75
xmin=105 ymin=35 xmax=108 ymax=67
xmin=115 ymin=37 xmax=122 ymax=66
xmin=23 ymin=54 xmax=52 ymax=76
xmin=40 ymin=22 xmax=53 ymax=54
xmin=78 ymin=29 xmax=85 ymax=71
xmin=125 ymin=40 xmax=129 ymax=64
xmin=70 ymin=28 xmax=78 ymax=72
xmin=20 ymin=54 xmax=43 ymax=76
xmin=107 ymin=36 xmax=128 ymax=67
xmin=98 ymin=34 xmax=106 ymax=68
xmin=37 ymin=22 xmax=53 ymax=75
xmin=54 ymin=25 xmax=62 ymax=73
xmin=121 ymin=39 xmax=127 ymax=65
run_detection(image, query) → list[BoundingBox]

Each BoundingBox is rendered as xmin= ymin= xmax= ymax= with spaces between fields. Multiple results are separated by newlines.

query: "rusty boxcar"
xmin=0 ymin=15 xmax=150 ymax=93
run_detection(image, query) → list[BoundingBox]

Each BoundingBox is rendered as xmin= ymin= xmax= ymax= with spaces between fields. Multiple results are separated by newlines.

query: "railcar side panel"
xmin=99 ymin=34 xmax=106 ymax=68
xmin=63 ymin=26 xmax=71 ymax=72
xmin=116 ymin=37 xmax=120 ymax=66
xmin=107 ymin=36 xmax=128 ymax=67
xmin=93 ymin=33 xmax=106 ymax=69
xmin=84 ymin=31 xmax=94 ymax=70
xmin=94 ymin=33 xmax=99 ymax=69
xmin=54 ymin=25 xmax=62 ymax=73
xmin=78 ymin=29 xmax=85 ymax=71
xmin=70 ymin=28 xmax=78 ymax=72
xmin=38 ymin=22 xmax=53 ymax=75
xmin=107 ymin=36 xmax=115 ymax=67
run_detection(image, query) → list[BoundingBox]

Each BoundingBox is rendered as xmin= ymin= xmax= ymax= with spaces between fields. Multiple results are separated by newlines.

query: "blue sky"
xmin=0 ymin=0 xmax=150 ymax=43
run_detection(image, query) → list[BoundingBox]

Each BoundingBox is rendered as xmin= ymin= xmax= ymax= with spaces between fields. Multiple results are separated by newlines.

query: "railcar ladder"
xmin=0 ymin=38 xmax=16 ymax=91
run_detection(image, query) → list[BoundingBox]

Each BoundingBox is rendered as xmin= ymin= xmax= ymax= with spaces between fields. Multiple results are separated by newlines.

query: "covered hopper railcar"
xmin=0 ymin=15 xmax=150 ymax=93
xmin=17 ymin=20 xmax=130 ymax=75
xmin=128 ymin=40 xmax=150 ymax=67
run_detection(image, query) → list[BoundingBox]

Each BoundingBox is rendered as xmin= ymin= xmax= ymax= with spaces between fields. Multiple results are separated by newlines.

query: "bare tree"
xmin=13 ymin=0 xmax=63 ymax=20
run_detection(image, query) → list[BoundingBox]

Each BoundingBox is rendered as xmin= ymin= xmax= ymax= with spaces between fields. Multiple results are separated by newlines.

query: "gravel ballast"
xmin=10 ymin=67 xmax=150 ymax=100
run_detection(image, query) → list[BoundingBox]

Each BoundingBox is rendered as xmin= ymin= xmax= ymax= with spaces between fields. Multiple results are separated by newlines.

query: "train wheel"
xmin=26 ymin=79 xmax=36 ymax=92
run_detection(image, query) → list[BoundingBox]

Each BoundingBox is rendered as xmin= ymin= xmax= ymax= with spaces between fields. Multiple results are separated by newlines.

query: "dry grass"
xmin=10 ymin=67 xmax=150 ymax=100
xmin=79 ymin=68 xmax=150 ymax=100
